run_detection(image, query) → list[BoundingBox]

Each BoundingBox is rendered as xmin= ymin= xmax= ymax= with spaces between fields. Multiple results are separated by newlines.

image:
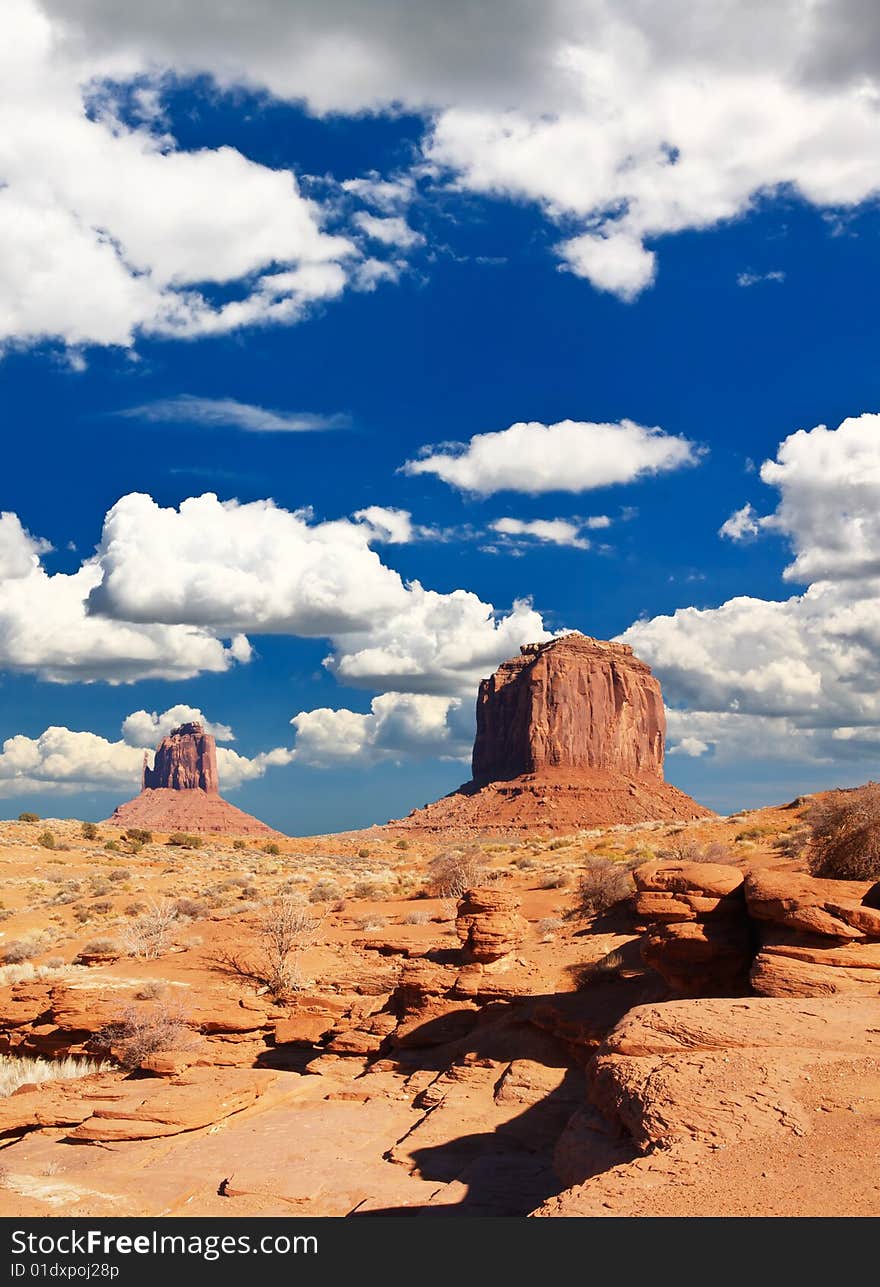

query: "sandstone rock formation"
xmin=634 ymin=861 xmax=752 ymax=994
xmin=108 ymin=722 xmax=278 ymax=837
xmin=143 ymin=722 xmax=219 ymax=793
xmin=396 ymin=634 xmax=709 ymax=832
xmin=456 ymin=888 xmax=528 ymax=963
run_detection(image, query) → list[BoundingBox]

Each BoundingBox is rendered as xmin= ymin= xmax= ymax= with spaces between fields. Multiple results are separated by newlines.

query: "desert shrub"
xmin=81 ymin=822 xmax=99 ymax=841
xmin=805 ymin=784 xmax=880 ymax=881
xmin=735 ymin=825 xmax=772 ymax=842
xmin=79 ymin=938 xmax=120 ymax=958
xmin=426 ymin=848 xmax=486 ymax=898
xmin=657 ymin=839 xmax=732 ymax=864
xmin=125 ymin=828 xmax=153 ymax=845
xmin=774 ymin=825 xmax=810 ymax=859
xmin=2 ymin=940 xmax=38 ymax=965
xmin=104 ymin=840 xmax=121 ymax=853
xmin=548 ymin=837 xmax=573 ymax=850
xmin=403 ymin=908 xmax=430 ymax=925
xmin=575 ymin=858 xmax=636 ymax=916
xmin=174 ymin=897 xmax=206 ymax=920
xmin=120 ymin=899 xmax=178 ymax=959
xmin=214 ymin=895 xmax=318 ymax=999
xmin=263 ymin=841 xmax=281 ymax=856
xmin=94 ymin=1002 xmax=192 ymax=1070
xmin=167 ymin=832 xmax=202 ymax=849
xmin=352 ymin=878 xmax=388 ymax=900
xmin=89 ymin=900 xmax=113 ymax=916
xmin=107 ymin=868 xmax=132 ymax=883
xmin=36 ymin=831 xmax=56 ymax=850
xmin=309 ymin=879 xmax=343 ymax=904
xmin=537 ymin=916 xmax=564 ymax=940
xmin=511 ymin=853 xmax=538 ymax=870
xmin=354 ymin=915 xmax=387 ymax=932
xmin=0 ymin=1054 xmax=109 ymax=1098
xmin=357 ymin=847 xmax=371 ymax=859
xmin=232 ymin=839 xmax=247 ymax=850
xmin=394 ymin=839 xmax=409 ymax=850
xmin=73 ymin=907 xmax=92 ymax=924
xmin=17 ymin=812 xmax=39 ymax=823
xmin=539 ymin=871 xmax=570 ymax=889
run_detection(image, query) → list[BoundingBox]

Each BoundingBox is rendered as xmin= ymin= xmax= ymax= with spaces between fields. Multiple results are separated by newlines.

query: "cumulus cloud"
xmin=86 ymin=492 xmax=552 ymax=696
xmin=122 ymin=396 xmax=351 ymax=433
xmin=6 ymin=0 xmax=880 ymax=330
xmin=120 ymin=705 xmax=235 ymax=747
xmin=290 ymin=692 xmax=470 ymax=766
xmin=0 ymin=513 xmax=51 ymax=579
xmin=0 ymin=550 xmax=249 ymax=684
xmin=622 ymin=411 xmax=880 ymax=774
xmin=403 ymin=419 xmax=699 ymax=495
xmin=352 ymin=506 xmax=416 ymax=544
xmin=719 ymin=503 xmax=762 ymax=542
xmin=490 ymin=517 xmax=593 ymax=549
xmin=0 ymin=0 xmax=368 ymax=351
xmin=353 ymin=212 xmax=424 ymax=249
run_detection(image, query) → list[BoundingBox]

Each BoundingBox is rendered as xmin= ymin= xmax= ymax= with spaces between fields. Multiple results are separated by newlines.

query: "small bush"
xmin=120 ymin=899 xmax=178 ymax=959
xmin=805 ymin=783 xmax=880 ymax=881
xmin=537 ymin=916 xmax=563 ymax=940
xmin=174 ymin=898 xmax=206 ymax=920
xmin=2 ymin=940 xmax=38 ymax=965
xmin=167 ymin=832 xmax=202 ymax=849
xmin=357 ymin=847 xmax=371 ymax=859
xmin=214 ymin=895 xmax=318 ymax=999
xmin=17 ymin=812 xmax=40 ymax=823
xmin=37 ymin=831 xmax=56 ymax=850
xmin=80 ymin=938 xmax=120 ymax=957
xmin=309 ymin=879 xmax=343 ymax=904
xmin=90 ymin=900 xmax=113 ymax=916
xmin=263 ymin=841 xmax=281 ymax=856
xmin=94 ymin=1002 xmax=192 ymax=1070
xmin=81 ymin=822 xmax=99 ymax=841
xmin=539 ymin=871 xmax=570 ymax=890
xmin=104 ymin=840 xmax=121 ymax=853
xmin=427 ymin=848 xmax=486 ymax=898
xmin=657 ymin=839 xmax=733 ymax=865
xmin=352 ymin=878 xmax=388 ymax=900
xmin=403 ymin=909 xmax=430 ymax=925
xmin=107 ymin=868 xmax=132 ymax=883
xmin=232 ymin=839 xmax=247 ymax=851
xmin=575 ymin=858 xmax=636 ymax=916
xmin=394 ymin=839 xmax=409 ymax=850
xmin=125 ymin=828 xmax=153 ymax=845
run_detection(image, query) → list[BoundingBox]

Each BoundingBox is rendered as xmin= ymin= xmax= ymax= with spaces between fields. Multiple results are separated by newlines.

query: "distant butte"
xmin=396 ymin=632 xmax=710 ymax=833
xmin=108 ymin=722 xmax=279 ymax=837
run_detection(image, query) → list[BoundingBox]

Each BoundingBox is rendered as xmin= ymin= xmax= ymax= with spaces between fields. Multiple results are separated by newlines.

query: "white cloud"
xmin=621 ymin=412 xmax=880 ymax=771
xmin=122 ymin=396 xmax=351 ymax=433
xmin=402 ymin=419 xmax=699 ymax=495
xmin=83 ymin=491 xmax=552 ymax=696
xmin=759 ymin=413 xmax=880 ymax=583
xmin=719 ymin=502 xmax=762 ymax=542
xmin=0 ymin=0 xmax=361 ymax=351
xmin=668 ymin=734 xmax=710 ymax=758
xmin=341 ymin=173 xmax=416 ymax=212
xmin=352 ymin=506 xmax=416 ymax=544
xmin=0 ymin=513 xmax=51 ymax=579
xmin=737 ymin=269 xmax=786 ymax=287
xmin=559 ymin=231 xmax=656 ymax=300
xmin=0 ymin=549 xmax=249 ymax=684
xmin=490 ymin=517 xmax=592 ymax=549
xmin=290 ymin=692 xmax=470 ymax=766
xmin=121 ymin=705 xmax=235 ymax=747
xmin=10 ymin=0 xmax=880 ymax=321
xmin=353 ymin=212 xmax=424 ymax=249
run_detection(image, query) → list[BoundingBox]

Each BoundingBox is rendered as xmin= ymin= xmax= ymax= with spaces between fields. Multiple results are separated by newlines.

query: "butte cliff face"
xmin=143 ymin=722 xmax=220 ymax=794
xmin=472 ymin=636 xmax=665 ymax=783
xmin=109 ymin=722 xmax=278 ymax=837
xmin=397 ymin=632 xmax=708 ymax=833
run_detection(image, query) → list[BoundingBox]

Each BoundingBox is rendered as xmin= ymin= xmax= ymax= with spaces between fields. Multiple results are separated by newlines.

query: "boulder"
xmin=456 ymin=888 xmax=528 ymax=963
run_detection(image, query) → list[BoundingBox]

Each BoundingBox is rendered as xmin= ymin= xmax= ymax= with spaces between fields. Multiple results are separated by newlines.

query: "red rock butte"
xmin=108 ymin=722 xmax=279 ymax=837
xmin=397 ymin=633 xmax=710 ymax=833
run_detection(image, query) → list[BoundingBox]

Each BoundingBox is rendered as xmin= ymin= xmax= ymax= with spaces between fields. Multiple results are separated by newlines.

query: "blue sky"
xmin=5 ymin=1 xmax=880 ymax=830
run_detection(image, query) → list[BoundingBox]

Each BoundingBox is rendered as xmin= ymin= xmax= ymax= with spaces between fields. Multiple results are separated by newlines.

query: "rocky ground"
xmin=0 ymin=798 xmax=877 ymax=1217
